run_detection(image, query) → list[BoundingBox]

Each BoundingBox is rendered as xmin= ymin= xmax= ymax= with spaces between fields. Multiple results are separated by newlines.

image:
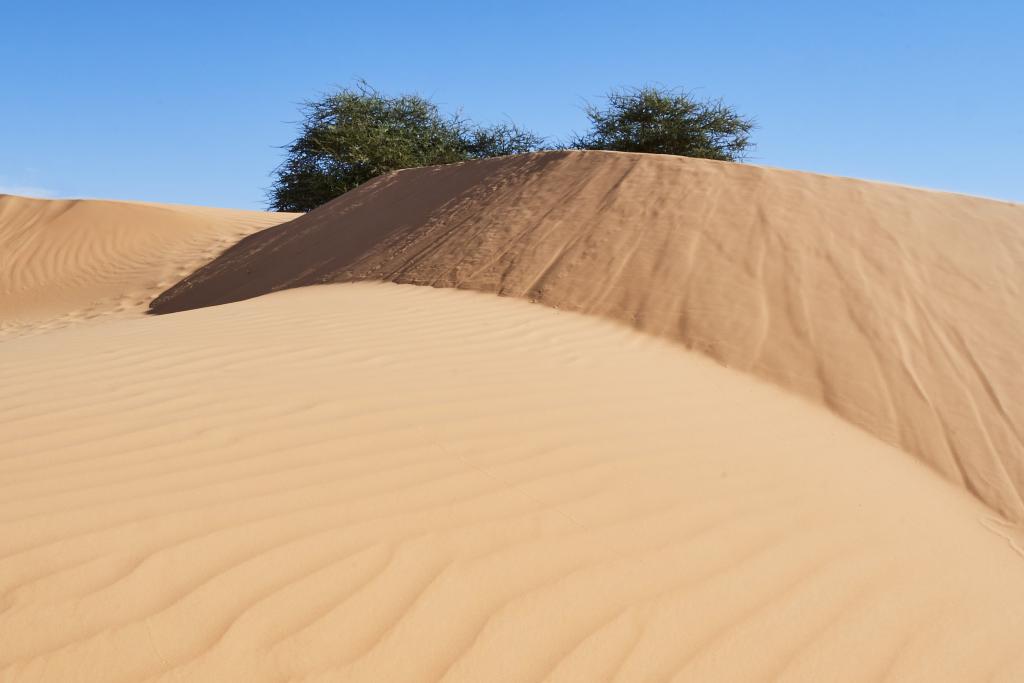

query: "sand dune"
xmin=3 ymin=282 xmax=1024 ymax=682
xmin=0 ymin=194 xmax=296 ymax=337
xmin=4 ymin=154 xmax=1023 ymax=681
xmin=150 ymin=151 xmax=1024 ymax=523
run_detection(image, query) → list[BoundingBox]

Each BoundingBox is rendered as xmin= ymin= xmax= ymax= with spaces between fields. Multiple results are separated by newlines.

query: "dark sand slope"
xmin=152 ymin=150 xmax=1024 ymax=524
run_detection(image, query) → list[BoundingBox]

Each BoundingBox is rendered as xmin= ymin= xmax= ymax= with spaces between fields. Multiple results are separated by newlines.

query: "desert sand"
xmin=152 ymin=151 xmax=1024 ymax=524
xmin=0 ymin=194 xmax=296 ymax=337
xmin=2 ymin=152 xmax=1023 ymax=682
xmin=4 ymin=283 xmax=1024 ymax=682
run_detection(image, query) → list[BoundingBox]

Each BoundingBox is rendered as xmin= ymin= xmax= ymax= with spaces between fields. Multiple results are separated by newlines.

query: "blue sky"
xmin=2 ymin=0 xmax=1021 ymax=208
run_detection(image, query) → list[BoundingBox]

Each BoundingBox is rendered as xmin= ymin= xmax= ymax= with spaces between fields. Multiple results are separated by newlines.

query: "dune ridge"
xmin=3 ymin=283 xmax=1024 ymax=682
xmin=150 ymin=150 xmax=1024 ymax=524
xmin=0 ymin=193 xmax=297 ymax=336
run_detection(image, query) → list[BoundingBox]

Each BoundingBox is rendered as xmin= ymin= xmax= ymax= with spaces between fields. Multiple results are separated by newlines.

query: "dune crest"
xmin=0 ymin=194 xmax=297 ymax=336
xmin=3 ymin=283 xmax=1024 ymax=682
xmin=151 ymin=150 xmax=1024 ymax=523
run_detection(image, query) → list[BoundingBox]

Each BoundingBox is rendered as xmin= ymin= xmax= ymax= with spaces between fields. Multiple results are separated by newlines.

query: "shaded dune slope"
xmin=3 ymin=283 xmax=1024 ymax=682
xmin=151 ymin=151 xmax=1024 ymax=523
xmin=0 ymin=194 xmax=296 ymax=336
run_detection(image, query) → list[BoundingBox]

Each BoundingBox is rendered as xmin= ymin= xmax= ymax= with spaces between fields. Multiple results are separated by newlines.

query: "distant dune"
xmin=0 ymin=194 xmax=296 ymax=336
xmin=3 ymin=283 xmax=1024 ymax=682
xmin=151 ymin=150 xmax=1024 ymax=524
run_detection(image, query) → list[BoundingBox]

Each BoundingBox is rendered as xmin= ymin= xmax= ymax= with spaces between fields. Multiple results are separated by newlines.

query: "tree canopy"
xmin=269 ymin=81 xmax=544 ymax=212
xmin=269 ymin=83 xmax=754 ymax=212
xmin=571 ymin=86 xmax=754 ymax=161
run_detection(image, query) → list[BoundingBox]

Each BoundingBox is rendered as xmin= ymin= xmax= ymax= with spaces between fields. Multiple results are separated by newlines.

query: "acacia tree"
xmin=269 ymin=81 xmax=544 ymax=212
xmin=571 ymin=86 xmax=754 ymax=161
xmin=269 ymin=82 xmax=756 ymax=212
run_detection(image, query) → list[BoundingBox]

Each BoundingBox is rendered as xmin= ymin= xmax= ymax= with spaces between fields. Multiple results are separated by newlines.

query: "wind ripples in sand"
xmin=2 ymin=283 xmax=1024 ymax=682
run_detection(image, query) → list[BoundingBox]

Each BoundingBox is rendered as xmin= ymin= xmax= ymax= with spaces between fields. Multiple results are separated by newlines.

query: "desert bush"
xmin=269 ymin=82 xmax=755 ymax=212
xmin=269 ymin=81 xmax=544 ymax=211
xmin=570 ymin=86 xmax=754 ymax=161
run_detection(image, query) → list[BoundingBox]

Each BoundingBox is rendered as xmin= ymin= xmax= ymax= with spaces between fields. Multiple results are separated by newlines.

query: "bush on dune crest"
xmin=571 ymin=86 xmax=754 ymax=161
xmin=269 ymin=81 xmax=544 ymax=212
xmin=269 ymin=82 xmax=753 ymax=212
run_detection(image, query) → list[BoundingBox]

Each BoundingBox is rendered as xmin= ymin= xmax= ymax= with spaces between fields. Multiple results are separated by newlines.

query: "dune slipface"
xmin=151 ymin=150 xmax=1024 ymax=525
xmin=0 ymin=194 xmax=297 ymax=336
xmin=3 ymin=283 xmax=1024 ymax=682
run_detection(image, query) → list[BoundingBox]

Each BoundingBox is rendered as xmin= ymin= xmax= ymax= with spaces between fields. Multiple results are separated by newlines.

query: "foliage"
xmin=269 ymin=82 xmax=756 ymax=212
xmin=269 ymin=81 xmax=544 ymax=211
xmin=570 ymin=86 xmax=754 ymax=161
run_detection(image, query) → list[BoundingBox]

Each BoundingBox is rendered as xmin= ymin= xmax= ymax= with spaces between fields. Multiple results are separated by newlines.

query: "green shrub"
xmin=269 ymin=81 xmax=543 ymax=212
xmin=571 ymin=86 xmax=754 ymax=161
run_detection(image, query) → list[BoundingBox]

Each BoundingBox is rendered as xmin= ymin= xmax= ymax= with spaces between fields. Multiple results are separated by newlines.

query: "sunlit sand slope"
xmin=3 ymin=283 xmax=1024 ymax=682
xmin=151 ymin=151 xmax=1024 ymax=522
xmin=0 ymin=194 xmax=296 ymax=336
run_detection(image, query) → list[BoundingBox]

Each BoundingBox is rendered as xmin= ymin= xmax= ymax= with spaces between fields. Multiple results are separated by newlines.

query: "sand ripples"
xmin=3 ymin=283 xmax=1023 ymax=681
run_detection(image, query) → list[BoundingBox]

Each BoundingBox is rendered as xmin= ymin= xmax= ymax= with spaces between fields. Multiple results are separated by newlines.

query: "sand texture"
xmin=0 ymin=194 xmax=296 ymax=337
xmin=151 ymin=151 xmax=1024 ymax=523
xmin=4 ymin=283 xmax=1024 ymax=682
xmin=4 ymin=151 xmax=1024 ymax=681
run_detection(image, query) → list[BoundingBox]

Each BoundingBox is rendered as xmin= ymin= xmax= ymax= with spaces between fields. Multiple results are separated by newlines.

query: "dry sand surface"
xmin=151 ymin=151 xmax=1024 ymax=524
xmin=0 ymin=194 xmax=296 ymax=337
xmin=3 ymin=283 xmax=1024 ymax=682
xmin=3 ymin=152 xmax=1024 ymax=682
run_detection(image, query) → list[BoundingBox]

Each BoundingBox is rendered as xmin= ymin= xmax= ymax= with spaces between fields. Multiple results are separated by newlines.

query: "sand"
xmin=2 ymin=152 xmax=1024 ymax=681
xmin=151 ymin=151 xmax=1024 ymax=524
xmin=0 ymin=194 xmax=296 ymax=337
xmin=3 ymin=283 xmax=1024 ymax=682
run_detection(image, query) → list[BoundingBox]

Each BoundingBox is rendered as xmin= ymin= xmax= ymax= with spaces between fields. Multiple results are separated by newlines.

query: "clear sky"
xmin=2 ymin=0 xmax=1022 ymax=209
